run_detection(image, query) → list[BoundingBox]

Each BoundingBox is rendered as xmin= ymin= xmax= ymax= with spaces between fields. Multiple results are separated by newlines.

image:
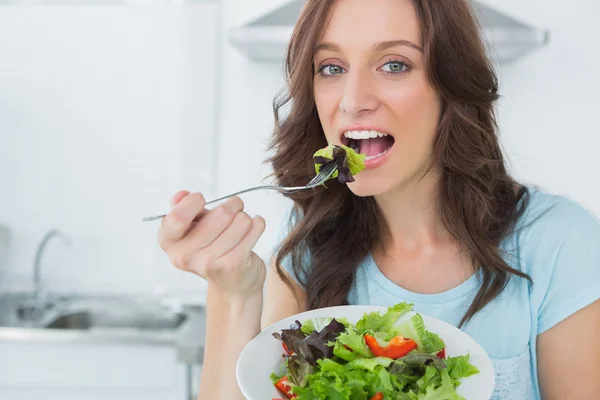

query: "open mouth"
xmin=341 ymin=130 xmax=395 ymax=161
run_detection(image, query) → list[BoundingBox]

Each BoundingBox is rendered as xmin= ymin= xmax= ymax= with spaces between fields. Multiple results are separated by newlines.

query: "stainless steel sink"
xmin=45 ymin=308 xmax=186 ymax=331
xmin=0 ymin=292 xmax=46 ymax=328
xmin=0 ymin=292 xmax=187 ymax=332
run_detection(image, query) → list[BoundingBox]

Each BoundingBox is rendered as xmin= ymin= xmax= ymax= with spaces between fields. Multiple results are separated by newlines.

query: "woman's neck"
xmin=374 ymin=167 xmax=451 ymax=253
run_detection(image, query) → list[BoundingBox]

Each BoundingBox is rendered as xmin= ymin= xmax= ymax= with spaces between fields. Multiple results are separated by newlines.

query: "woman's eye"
xmin=319 ymin=64 xmax=346 ymax=76
xmin=381 ymin=61 xmax=409 ymax=73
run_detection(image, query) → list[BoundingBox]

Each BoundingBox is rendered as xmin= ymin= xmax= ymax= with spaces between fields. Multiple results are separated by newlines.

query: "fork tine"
xmin=309 ymin=163 xmax=333 ymax=184
xmin=305 ymin=174 xmax=319 ymax=186
xmin=306 ymin=166 xmax=328 ymax=186
xmin=308 ymin=159 xmax=339 ymax=186
xmin=306 ymin=167 xmax=325 ymax=186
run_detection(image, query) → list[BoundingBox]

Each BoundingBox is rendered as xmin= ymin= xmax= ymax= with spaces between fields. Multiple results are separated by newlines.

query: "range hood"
xmin=230 ymin=1 xmax=549 ymax=64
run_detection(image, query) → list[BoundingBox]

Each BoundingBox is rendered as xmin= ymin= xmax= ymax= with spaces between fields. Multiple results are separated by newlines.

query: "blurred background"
xmin=0 ymin=0 xmax=598 ymax=399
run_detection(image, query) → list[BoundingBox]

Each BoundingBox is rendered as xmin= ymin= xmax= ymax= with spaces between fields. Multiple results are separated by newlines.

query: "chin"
xmin=346 ymin=175 xmax=394 ymax=198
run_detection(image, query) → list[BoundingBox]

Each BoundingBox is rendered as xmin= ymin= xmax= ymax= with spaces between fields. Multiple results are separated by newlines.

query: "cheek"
xmin=314 ymin=83 xmax=341 ymax=139
xmin=381 ymin=79 xmax=441 ymax=147
xmin=382 ymin=80 xmax=440 ymax=126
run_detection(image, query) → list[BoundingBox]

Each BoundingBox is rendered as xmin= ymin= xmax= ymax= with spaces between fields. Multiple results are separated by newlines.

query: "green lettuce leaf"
xmin=426 ymin=332 xmax=446 ymax=354
xmin=346 ymin=357 xmax=394 ymax=372
xmin=287 ymin=355 xmax=315 ymax=387
xmin=334 ymin=329 xmax=374 ymax=360
xmin=313 ymin=144 xmax=366 ymax=184
xmin=292 ymin=372 xmax=352 ymax=400
xmin=355 ymin=302 xmax=414 ymax=334
xmin=333 ymin=340 xmax=359 ymax=362
xmin=387 ymin=314 xmax=445 ymax=354
xmin=376 ymin=367 xmax=394 ymax=392
xmin=342 ymin=144 xmax=367 ymax=176
xmin=317 ymin=358 xmax=349 ymax=376
xmin=292 ymin=358 xmax=400 ymax=400
xmin=417 ymin=369 xmax=465 ymax=400
xmin=286 ymin=351 xmax=467 ymax=400
xmin=270 ymin=371 xmax=283 ymax=384
xmin=416 ymin=365 xmax=439 ymax=393
xmin=301 ymin=317 xmax=351 ymax=335
xmin=392 ymin=352 xmax=447 ymax=373
xmin=445 ymin=354 xmax=479 ymax=380
xmin=318 ymin=359 xmax=372 ymax=399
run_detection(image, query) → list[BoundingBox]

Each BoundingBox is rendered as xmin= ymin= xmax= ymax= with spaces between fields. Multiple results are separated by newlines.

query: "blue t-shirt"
xmin=277 ymin=187 xmax=600 ymax=399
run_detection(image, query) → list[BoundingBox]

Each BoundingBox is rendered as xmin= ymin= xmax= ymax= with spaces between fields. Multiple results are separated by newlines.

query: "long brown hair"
xmin=268 ymin=0 xmax=531 ymax=327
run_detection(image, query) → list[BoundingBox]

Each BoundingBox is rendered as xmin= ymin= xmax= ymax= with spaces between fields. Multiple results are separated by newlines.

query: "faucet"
xmin=33 ymin=229 xmax=72 ymax=300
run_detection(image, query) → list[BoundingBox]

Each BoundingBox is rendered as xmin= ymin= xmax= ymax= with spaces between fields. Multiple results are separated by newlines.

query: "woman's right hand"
xmin=157 ymin=191 xmax=267 ymax=297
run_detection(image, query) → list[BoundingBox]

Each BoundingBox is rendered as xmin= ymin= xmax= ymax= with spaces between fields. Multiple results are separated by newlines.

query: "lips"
xmin=340 ymin=128 xmax=395 ymax=158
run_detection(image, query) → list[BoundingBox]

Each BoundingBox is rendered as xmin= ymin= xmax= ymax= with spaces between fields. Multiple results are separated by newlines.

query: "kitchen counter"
xmin=0 ymin=293 xmax=207 ymax=365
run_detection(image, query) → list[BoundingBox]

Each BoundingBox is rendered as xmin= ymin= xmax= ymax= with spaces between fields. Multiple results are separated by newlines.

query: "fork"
xmin=142 ymin=159 xmax=340 ymax=222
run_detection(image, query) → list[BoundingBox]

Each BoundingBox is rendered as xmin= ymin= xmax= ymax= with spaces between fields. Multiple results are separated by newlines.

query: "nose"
xmin=339 ymin=69 xmax=379 ymax=116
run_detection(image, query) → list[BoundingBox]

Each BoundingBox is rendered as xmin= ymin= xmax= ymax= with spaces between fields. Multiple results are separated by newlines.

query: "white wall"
xmin=215 ymin=0 xmax=292 ymax=264
xmin=0 ymin=3 xmax=218 ymax=299
xmin=487 ymin=0 xmax=600 ymax=214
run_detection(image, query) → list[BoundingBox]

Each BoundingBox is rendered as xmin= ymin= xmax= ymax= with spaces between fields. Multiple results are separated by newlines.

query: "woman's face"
xmin=313 ymin=0 xmax=442 ymax=197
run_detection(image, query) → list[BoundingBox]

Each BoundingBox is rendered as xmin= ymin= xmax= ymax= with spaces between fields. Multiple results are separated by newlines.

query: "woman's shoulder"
xmin=515 ymin=186 xmax=600 ymax=334
xmin=511 ymin=185 xmax=600 ymax=276
xmin=517 ymin=185 xmax=600 ymax=240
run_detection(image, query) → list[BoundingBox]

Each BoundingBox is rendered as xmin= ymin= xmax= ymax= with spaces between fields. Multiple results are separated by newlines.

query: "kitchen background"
xmin=0 ymin=0 xmax=598 ymax=399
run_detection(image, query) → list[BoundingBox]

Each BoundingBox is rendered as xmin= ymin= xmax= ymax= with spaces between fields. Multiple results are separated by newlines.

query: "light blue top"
xmin=277 ymin=187 xmax=600 ymax=399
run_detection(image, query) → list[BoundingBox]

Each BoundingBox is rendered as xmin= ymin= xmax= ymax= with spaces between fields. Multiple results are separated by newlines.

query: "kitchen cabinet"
xmin=0 ymin=340 xmax=201 ymax=400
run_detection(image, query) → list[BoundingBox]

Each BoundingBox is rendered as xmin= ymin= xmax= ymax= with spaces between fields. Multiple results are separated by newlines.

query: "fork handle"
xmin=142 ymin=185 xmax=298 ymax=222
xmin=142 ymin=160 xmax=338 ymax=222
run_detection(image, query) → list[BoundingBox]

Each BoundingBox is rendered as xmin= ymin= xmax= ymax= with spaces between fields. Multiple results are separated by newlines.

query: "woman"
xmin=157 ymin=0 xmax=600 ymax=399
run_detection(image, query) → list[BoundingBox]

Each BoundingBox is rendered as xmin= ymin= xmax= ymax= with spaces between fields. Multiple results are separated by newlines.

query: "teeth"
xmin=344 ymin=130 xmax=388 ymax=140
xmin=365 ymin=148 xmax=390 ymax=161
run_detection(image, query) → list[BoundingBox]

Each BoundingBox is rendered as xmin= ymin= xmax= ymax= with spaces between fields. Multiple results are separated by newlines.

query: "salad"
xmin=270 ymin=303 xmax=479 ymax=400
xmin=313 ymin=144 xmax=366 ymax=184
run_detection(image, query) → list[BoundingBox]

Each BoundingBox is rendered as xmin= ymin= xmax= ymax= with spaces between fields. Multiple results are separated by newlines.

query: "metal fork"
xmin=142 ymin=160 xmax=340 ymax=222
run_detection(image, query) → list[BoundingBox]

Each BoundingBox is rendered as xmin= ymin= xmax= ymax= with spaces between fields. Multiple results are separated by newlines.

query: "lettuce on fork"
xmin=313 ymin=144 xmax=366 ymax=184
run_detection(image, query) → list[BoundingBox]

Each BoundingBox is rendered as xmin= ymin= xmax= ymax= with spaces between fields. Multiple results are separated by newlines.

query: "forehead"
xmin=318 ymin=0 xmax=422 ymax=51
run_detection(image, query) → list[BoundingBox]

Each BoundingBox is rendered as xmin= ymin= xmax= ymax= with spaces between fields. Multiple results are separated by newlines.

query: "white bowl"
xmin=237 ymin=305 xmax=495 ymax=400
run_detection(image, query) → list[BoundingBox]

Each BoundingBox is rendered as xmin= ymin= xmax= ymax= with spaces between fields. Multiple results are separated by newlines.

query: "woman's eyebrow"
xmin=372 ymin=40 xmax=423 ymax=53
xmin=314 ymin=42 xmax=341 ymax=54
xmin=314 ymin=39 xmax=423 ymax=56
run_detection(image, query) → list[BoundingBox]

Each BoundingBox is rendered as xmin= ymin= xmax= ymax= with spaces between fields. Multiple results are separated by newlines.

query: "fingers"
xmin=207 ymin=216 xmax=266 ymax=278
xmin=170 ymin=190 xmax=190 ymax=207
xmin=177 ymin=196 xmax=245 ymax=250
xmin=195 ymin=211 xmax=254 ymax=257
xmin=170 ymin=191 xmax=205 ymax=222
xmin=156 ymin=190 xmax=268 ymax=295
xmin=158 ymin=192 xmax=206 ymax=246
xmin=198 ymin=215 xmax=267 ymax=282
xmin=233 ymin=216 xmax=266 ymax=255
